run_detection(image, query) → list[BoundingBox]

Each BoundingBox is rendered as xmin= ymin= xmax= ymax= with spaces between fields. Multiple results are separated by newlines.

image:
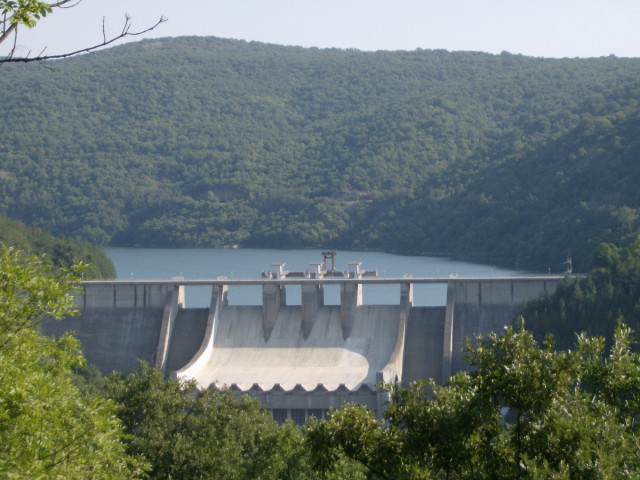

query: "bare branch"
xmin=1 ymin=15 xmax=167 ymax=63
xmin=52 ymin=0 xmax=82 ymax=8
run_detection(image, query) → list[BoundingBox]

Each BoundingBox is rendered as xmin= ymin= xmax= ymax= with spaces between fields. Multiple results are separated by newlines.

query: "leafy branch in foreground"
xmin=0 ymin=245 xmax=82 ymax=348
xmin=0 ymin=0 xmax=166 ymax=63
xmin=0 ymin=245 xmax=146 ymax=477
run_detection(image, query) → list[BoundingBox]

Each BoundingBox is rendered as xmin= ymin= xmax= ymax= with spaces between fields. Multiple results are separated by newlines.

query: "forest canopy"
xmin=524 ymin=231 xmax=640 ymax=350
xmin=0 ymin=216 xmax=115 ymax=278
xmin=1 ymin=37 xmax=639 ymax=271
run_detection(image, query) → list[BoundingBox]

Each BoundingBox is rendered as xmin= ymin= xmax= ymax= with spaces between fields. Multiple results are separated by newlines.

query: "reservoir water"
xmin=104 ymin=248 xmax=525 ymax=307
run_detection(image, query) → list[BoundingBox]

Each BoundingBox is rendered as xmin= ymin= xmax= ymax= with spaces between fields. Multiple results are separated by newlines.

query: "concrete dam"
xmin=42 ymin=261 xmax=564 ymax=424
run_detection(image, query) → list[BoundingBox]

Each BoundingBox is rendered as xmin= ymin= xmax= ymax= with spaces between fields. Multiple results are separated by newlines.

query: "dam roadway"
xmin=42 ymin=274 xmax=566 ymax=423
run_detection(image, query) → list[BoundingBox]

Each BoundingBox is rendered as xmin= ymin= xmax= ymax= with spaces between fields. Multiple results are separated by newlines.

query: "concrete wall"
xmin=41 ymin=308 xmax=165 ymax=374
xmin=42 ymin=281 xmax=182 ymax=374
xmin=75 ymin=282 xmax=174 ymax=310
xmin=443 ymin=278 xmax=561 ymax=381
xmin=42 ymin=276 xmax=563 ymax=413
xmin=402 ymin=306 xmax=446 ymax=386
xmin=245 ymin=384 xmax=379 ymax=415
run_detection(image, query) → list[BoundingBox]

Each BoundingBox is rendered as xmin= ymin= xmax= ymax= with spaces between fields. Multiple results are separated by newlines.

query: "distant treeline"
xmin=1 ymin=37 xmax=640 ymax=272
xmin=0 ymin=217 xmax=115 ymax=278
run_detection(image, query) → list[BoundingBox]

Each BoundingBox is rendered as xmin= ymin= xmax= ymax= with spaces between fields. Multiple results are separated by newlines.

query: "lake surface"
xmin=104 ymin=247 xmax=525 ymax=307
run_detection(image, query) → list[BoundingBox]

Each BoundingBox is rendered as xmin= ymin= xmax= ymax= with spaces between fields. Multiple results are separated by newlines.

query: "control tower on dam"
xmin=42 ymin=260 xmax=565 ymax=423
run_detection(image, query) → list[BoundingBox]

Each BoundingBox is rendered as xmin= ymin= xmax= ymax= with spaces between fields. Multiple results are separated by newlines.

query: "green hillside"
xmin=0 ymin=217 xmax=115 ymax=278
xmin=1 ymin=37 xmax=639 ymax=271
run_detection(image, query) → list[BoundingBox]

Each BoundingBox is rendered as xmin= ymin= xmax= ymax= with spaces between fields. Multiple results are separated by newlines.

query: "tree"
xmin=107 ymin=361 xmax=319 ymax=480
xmin=306 ymin=404 xmax=400 ymax=480
xmin=307 ymin=320 xmax=640 ymax=479
xmin=0 ymin=216 xmax=116 ymax=278
xmin=0 ymin=245 xmax=146 ymax=477
xmin=0 ymin=0 xmax=165 ymax=63
xmin=524 ymin=232 xmax=640 ymax=350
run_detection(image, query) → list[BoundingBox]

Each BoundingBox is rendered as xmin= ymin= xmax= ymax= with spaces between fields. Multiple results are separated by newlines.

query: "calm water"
xmin=104 ymin=248 xmax=524 ymax=307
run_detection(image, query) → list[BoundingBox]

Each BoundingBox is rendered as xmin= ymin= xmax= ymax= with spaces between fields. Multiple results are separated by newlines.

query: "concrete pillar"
xmin=396 ymin=281 xmax=413 ymax=382
xmin=155 ymin=285 xmax=184 ymax=372
xmin=340 ymin=282 xmax=362 ymax=340
xmin=301 ymin=283 xmax=324 ymax=340
xmin=378 ymin=281 xmax=412 ymax=393
xmin=441 ymin=281 xmax=455 ymax=384
xmin=215 ymin=284 xmax=229 ymax=308
xmin=263 ymin=283 xmax=286 ymax=341
xmin=206 ymin=284 xmax=227 ymax=351
xmin=172 ymin=284 xmax=228 ymax=380
xmin=400 ymin=282 xmax=413 ymax=311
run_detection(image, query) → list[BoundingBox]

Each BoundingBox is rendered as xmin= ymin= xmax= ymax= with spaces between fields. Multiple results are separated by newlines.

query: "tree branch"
xmin=51 ymin=0 xmax=81 ymax=8
xmin=1 ymin=12 xmax=166 ymax=63
xmin=0 ymin=20 xmax=17 ymax=46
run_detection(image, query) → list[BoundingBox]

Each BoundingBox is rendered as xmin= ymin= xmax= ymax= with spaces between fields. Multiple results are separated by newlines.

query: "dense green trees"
xmin=1 ymin=38 xmax=640 ymax=271
xmin=308 ymin=321 xmax=640 ymax=479
xmin=0 ymin=216 xmax=115 ymax=278
xmin=107 ymin=362 xmax=317 ymax=480
xmin=0 ymin=246 xmax=145 ymax=478
xmin=82 ymin=317 xmax=640 ymax=479
xmin=524 ymin=231 xmax=640 ymax=349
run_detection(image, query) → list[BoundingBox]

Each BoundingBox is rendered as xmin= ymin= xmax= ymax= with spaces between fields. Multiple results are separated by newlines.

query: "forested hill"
xmin=1 ymin=37 xmax=639 ymax=272
xmin=0 ymin=217 xmax=115 ymax=278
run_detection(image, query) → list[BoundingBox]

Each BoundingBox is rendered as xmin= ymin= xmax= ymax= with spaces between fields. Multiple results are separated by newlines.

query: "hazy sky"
xmin=6 ymin=0 xmax=640 ymax=59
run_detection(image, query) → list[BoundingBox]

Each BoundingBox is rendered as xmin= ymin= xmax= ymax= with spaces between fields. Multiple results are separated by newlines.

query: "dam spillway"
xmin=190 ymin=305 xmax=399 ymax=391
xmin=42 ymin=272 xmax=565 ymax=422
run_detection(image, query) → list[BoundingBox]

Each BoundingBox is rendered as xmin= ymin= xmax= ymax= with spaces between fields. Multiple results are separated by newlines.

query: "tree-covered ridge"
xmin=365 ymin=80 xmax=640 ymax=270
xmin=0 ymin=217 xmax=115 ymax=278
xmin=1 ymin=37 xmax=640 ymax=270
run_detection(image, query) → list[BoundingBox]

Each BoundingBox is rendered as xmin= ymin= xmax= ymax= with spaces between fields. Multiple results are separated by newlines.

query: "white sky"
xmin=5 ymin=0 xmax=640 ymax=59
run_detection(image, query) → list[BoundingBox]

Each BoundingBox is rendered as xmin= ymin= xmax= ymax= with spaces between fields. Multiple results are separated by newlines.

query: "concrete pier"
xmin=41 ymin=275 xmax=565 ymax=420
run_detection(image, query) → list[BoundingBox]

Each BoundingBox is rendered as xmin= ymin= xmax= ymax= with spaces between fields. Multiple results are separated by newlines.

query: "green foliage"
xmin=307 ymin=321 xmax=640 ymax=479
xmin=2 ymin=38 xmax=640 ymax=270
xmin=0 ymin=216 xmax=115 ymax=278
xmin=0 ymin=245 xmax=146 ymax=478
xmin=0 ymin=0 xmax=51 ymax=29
xmin=306 ymin=404 xmax=399 ymax=479
xmin=107 ymin=361 xmax=318 ymax=480
xmin=524 ymin=231 xmax=640 ymax=349
xmin=70 ymin=363 xmax=109 ymax=397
